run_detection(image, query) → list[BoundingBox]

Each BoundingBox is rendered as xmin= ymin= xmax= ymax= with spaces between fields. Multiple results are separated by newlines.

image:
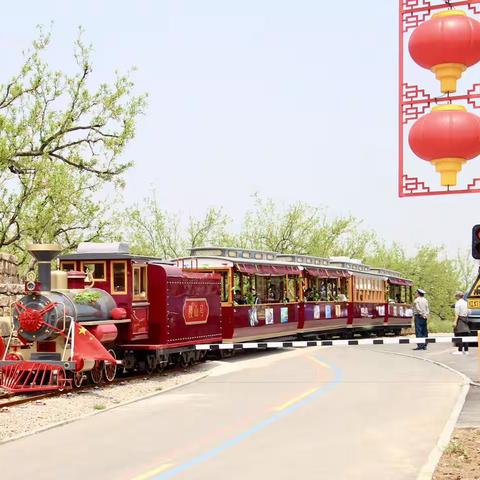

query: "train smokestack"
xmin=27 ymin=244 xmax=62 ymax=291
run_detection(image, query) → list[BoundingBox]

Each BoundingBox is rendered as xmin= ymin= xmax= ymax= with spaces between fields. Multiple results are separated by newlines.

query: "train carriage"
xmin=373 ymin=267 xmax=414 ymax=333
xmin=326 ymin=259 xmax=413 ymax=334
xmin=175 ymin=247 xmax=302 ymax=342
xmin=176 ymin=248 xmax=414 ymax=340
xmin=276 ymin=253 xmax=351 ymax=335
xmin=328 ymin=258 xmax=388 ymax=332
xmin=277 ymin=254 xmax=413 ymax=335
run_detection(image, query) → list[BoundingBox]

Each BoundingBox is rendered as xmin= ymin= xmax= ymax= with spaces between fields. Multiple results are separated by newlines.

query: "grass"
xmin=445 ymin=440 xmax=467 ymax=457
xmin=429 ymin=318 xmax=453 ymax=334
xmin=93 ymin=404 xmax=107 ymax=411
xmin=402 ymin=318 xmax=452 ymax=334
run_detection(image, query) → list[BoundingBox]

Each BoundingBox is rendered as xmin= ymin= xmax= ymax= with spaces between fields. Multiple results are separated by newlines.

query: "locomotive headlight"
xmin=26 ymin=281 xmax=36 ymax=291
xmin=26 ymin=271 xmax=36 ymax=282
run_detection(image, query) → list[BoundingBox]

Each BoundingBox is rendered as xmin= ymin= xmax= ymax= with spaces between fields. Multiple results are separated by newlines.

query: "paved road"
xmin=377 ymin=342 xmax=480 ymax=428
xmin=0 ymin=347 xmax=464 ymax=480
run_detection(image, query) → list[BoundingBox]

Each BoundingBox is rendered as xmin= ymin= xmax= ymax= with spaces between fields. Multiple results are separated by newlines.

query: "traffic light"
xmin=472 ymin=225 xmax=480 ymax=259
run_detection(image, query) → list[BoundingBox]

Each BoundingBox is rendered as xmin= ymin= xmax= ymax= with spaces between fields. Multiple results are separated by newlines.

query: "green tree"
xmin=124 ymin=193 xmax=232 ymax=258
xmin=236 ymin=194 xmax=375 ymax=258
xmin=0 ymin=27 xmax=146 ymax=258
xmin=453 ymin=249 xmax=477 ymax=293
xmin=9 ymin=163 xmax=120 ymax=269
xmin=367 ymin=243 xmax=462 ymax=332
xmin=123 ymin=194 xmax=183 ymax=258
xmin=237 ymin=196 xmax=321 ymax=252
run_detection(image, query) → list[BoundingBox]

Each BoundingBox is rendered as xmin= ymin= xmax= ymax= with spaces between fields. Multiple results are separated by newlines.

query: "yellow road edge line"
xmin=130 ymin=463 xmax=175 ymax=480
xmin=274 ymin=356 xmax=332 ymax=411
xmin=308 ymin=356 xmax=332 ymax=369
xmin=274 ymin=387 xmax=319 ymax=411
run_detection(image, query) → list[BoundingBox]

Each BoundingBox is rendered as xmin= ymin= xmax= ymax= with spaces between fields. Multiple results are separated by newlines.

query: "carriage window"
xmin=287 ymin=275 xmax=299 ymax=302
xmin=60 ymin=261 xmax=76 ymax=272
xmin=338 ymin=278 xmax=349 ymax=301
xmin=133 ymin=265 xmax=148 ymax=300
xmin=111 ymin=261 xmax=127 ymax=294
xmin=220 ymin=271 xmax=229 ymax=302
xmin=266 ymin=277 xmax=284 ymax=303
xmin=80 ymin=261 xmax=106 ymax=281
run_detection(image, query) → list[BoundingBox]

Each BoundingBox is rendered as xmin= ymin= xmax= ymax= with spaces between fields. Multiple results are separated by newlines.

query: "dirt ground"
xmin=434 ymin=428 xmax=480 ymax=479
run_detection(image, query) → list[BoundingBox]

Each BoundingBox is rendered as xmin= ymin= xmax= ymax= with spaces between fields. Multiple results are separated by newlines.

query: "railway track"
xmin=0 ymin=392 xmax=55 ymax=409
xmin=0 ymin=371 xmax=157 ymax=410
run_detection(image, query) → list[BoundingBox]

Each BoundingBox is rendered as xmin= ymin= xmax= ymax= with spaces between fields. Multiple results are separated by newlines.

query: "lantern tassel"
xmin=431 ymin=158 xmax=465 ymax=186
xmin=431 ymin=63 xmax=466 ymax=93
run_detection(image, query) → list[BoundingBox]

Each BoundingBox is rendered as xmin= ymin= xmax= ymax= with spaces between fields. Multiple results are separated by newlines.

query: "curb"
xmin=370 ymin=348 xmax=471 ymax=480
xmin=0 ymin=371 xmax=211 ymax=446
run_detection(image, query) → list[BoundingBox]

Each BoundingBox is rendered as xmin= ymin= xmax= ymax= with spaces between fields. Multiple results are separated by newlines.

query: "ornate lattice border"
xmin=399 ymin=0 xmax=480 ymax=197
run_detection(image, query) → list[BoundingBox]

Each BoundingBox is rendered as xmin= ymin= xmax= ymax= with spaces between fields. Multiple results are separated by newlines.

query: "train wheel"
xmin=145 ymin=354 xmax=156 ymax=375
xmin=156 ymin=354 xmax=168 ymax=373
xmin=73 ymin=371 xmax=84 ymax=388
xmin=104 ymin=350 xmax=117 ymax=382
xmin=219 ymin=350 xmax=234 ymax=359
xmin=56 ymin=369 xmax=67 ymax=392
xmin=90 ymin=363 xmax=103 ymax=385
xmin=179 ymin=352 xmax=189 ymax=369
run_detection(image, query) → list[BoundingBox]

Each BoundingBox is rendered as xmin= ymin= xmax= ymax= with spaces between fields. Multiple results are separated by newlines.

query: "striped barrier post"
xmin=194 ymin=336 xmax=477 ymax=351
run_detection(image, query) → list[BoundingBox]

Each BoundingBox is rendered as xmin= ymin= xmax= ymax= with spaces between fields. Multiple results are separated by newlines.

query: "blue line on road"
xmin=152 ymin=356 xmax=343 ymax=480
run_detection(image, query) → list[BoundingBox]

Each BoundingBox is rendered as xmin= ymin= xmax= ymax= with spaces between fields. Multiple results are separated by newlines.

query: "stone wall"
xmin=0 ymin=253 xmax=24 ymax=337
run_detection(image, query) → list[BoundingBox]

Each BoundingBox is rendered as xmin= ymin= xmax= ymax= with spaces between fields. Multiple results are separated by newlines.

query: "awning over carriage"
xmin=304 ymin=268 xmax=350 ymax=279
xmin=388 ymin=278 xmax=413 ymax=286
xmin=234 ymin=263 xmax=301 ymax=276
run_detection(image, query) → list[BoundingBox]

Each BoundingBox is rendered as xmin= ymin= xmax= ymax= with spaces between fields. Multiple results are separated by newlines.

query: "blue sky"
xmin=3 ymin=1 xmax=477 ymax=255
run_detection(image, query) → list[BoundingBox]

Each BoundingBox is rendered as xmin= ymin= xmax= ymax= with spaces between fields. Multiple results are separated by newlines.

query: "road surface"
xmin=0 ymin=347 xmax=463 ymax=480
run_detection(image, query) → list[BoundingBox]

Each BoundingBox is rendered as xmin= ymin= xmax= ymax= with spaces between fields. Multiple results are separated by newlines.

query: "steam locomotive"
xmin=0 ymin=242 xmax=413 ymax=393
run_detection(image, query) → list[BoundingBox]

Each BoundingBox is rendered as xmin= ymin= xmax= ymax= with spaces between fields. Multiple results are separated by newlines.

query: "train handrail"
xmin=61 ymin=317 xmax=75 ymax=362
xmin=3 ymin=299 xmax=21 ymax=361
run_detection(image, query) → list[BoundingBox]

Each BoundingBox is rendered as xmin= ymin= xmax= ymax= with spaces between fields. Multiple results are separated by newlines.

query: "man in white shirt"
xmin=453 ymin=291 xmax=471 ymax=355
xmin=413 ymin=289 xmax=429 ymax=350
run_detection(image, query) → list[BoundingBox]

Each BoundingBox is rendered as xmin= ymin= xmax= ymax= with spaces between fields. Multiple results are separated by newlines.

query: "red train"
xmin=0 ymin=243 xmax=413 ymax=393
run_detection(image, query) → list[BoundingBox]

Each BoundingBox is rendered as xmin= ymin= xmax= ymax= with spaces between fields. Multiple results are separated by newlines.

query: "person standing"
xmin=413 ymin=289 xmax=429 ymax=350
xmin=452 ymin=291 xmax=471 ymax=355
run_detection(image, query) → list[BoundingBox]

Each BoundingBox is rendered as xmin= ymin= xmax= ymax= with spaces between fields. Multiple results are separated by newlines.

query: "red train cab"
xmin=60 ymin=243 xmax=223 ymax=370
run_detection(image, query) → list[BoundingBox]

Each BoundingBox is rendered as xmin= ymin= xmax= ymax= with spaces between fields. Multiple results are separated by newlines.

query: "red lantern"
xmin=409 ymin=105 xmax=480 ymax=186
xmin=409 ymin=10 xmax=480 ymax=93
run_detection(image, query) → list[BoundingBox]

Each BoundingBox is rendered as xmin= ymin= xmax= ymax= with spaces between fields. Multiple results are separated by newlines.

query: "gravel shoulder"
xmin=0 ymin=362 xmax=217 ymax=443
xmin=434 ymin=428 xmax=480 ymax=479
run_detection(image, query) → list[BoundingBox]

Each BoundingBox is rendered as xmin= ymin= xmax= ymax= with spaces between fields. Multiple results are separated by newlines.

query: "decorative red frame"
xmin=399 ymin=0 xmax=480 ymax=197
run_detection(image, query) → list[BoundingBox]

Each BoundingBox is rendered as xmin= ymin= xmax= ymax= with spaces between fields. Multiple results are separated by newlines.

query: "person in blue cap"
xmin=413 ymin=288 xmax=429 ymax=350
